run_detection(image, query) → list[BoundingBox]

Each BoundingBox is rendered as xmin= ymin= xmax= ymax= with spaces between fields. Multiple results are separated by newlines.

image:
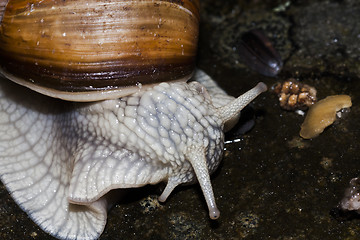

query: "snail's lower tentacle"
xmin=158 ymin=178 xmax=181 ymax=202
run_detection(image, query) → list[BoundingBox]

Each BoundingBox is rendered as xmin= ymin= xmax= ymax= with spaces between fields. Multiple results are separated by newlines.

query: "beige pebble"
xmin=300 ymin=95 xmax=352 ymax=139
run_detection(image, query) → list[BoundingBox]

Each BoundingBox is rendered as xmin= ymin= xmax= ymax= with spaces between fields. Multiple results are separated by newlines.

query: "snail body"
xmin=0 ymin=70 xmax=266 ymax=240
xmin=0 ymin=1 xmax=267 ymax=239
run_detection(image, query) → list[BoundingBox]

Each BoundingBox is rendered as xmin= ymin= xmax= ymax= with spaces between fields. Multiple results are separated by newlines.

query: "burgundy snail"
xmin=0 ymin=0 xmax=267 ymax=239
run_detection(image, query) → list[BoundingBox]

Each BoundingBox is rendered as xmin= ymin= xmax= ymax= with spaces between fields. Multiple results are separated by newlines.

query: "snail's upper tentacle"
xmin=217 ymin=82 xmax=267 ymax=125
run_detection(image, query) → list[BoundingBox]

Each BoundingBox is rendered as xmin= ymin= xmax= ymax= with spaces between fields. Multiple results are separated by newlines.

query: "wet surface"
xmin=1 ymin=0 xmax=360 ymax=239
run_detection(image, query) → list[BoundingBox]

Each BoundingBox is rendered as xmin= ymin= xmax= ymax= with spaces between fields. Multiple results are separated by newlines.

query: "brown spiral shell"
xmin=0 ymin=0 xmax=200 ymax=101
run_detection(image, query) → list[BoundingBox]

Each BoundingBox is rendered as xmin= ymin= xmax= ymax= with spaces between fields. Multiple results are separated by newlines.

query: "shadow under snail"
xmin=0 ymin=0 xmax=267 ymax=239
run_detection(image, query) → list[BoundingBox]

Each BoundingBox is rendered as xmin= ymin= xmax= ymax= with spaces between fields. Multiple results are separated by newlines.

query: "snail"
xmin=0 ymin=0 xmax=267 ymax=239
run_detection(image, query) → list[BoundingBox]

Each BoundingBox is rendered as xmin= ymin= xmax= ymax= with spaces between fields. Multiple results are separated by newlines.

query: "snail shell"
xmin=0 ymin=0 xmax=199 ymax=101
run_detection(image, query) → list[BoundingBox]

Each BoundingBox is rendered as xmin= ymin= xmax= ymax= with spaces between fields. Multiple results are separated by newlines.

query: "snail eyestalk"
xmin=186 ymin=147 xmax=220 ymax=220
xmin=217 ymin=82 xmax=267 ymax=125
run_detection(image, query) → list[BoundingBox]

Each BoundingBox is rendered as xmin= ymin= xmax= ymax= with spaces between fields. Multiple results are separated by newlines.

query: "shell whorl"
xmin=0 ymin=0 xmax=200 ymax=101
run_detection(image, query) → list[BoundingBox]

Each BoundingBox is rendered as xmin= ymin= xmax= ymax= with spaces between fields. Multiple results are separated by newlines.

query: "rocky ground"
xmin=1 ymin=0 xmax=360 ymax=239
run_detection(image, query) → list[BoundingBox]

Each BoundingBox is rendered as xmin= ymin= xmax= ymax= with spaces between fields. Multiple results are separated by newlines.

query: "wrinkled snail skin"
xmin=0 ymin=70 xmax=267 ymax=240
xmin=0 ymin=0 xmax=199 ymax=101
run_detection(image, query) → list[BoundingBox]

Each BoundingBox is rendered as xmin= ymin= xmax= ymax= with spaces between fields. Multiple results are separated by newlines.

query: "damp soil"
xmin=1 ymin=0 xmax=360 ymax=239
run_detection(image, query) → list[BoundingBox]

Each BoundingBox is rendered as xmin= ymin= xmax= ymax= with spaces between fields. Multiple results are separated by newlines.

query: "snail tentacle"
xmin=217 ymin=82 xmax=267 ymax=125
xmin=186 ymin=146 xmax=220 ymax=220
xmin=158 ymin=178 xmax=180 ymax=202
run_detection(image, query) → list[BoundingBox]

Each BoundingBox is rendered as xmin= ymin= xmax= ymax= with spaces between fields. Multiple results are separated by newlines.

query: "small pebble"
xmin=273 ymin=79 xmax=317 ymax=111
